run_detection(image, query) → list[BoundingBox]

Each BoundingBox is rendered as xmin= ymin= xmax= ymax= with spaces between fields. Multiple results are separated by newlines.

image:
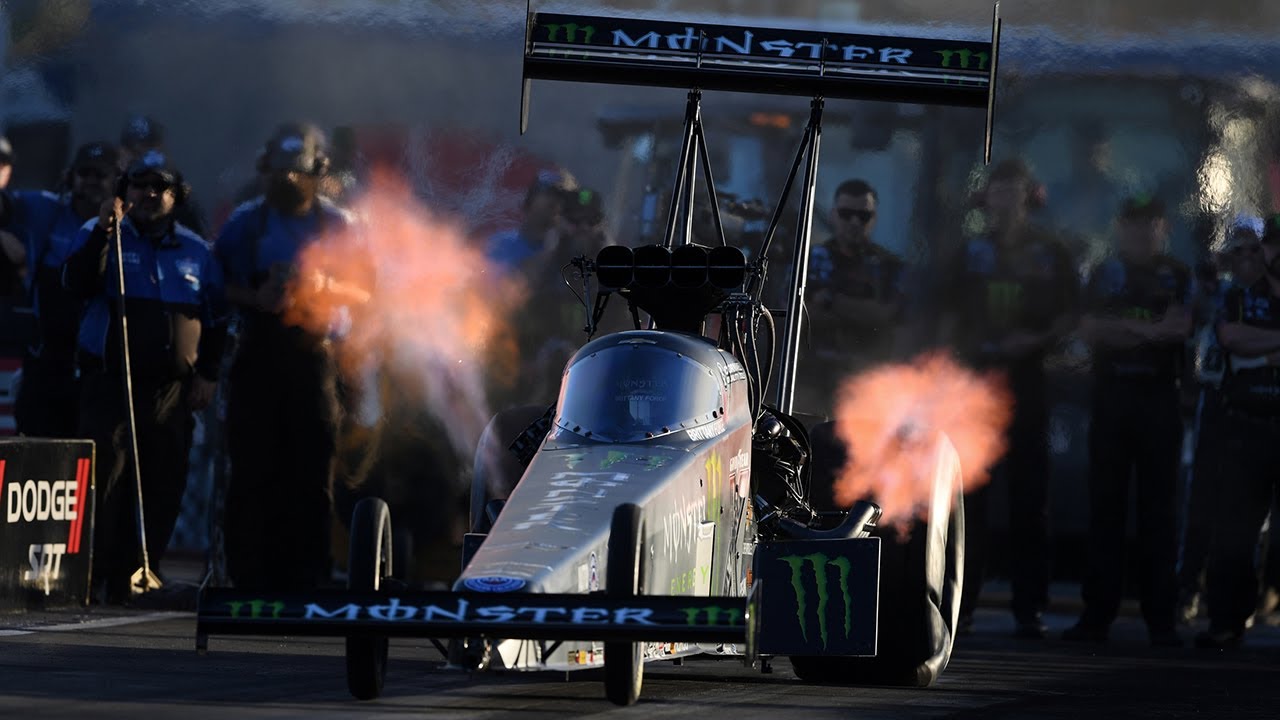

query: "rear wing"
xmin=521 ymin=4 xmax=1002 ymax=157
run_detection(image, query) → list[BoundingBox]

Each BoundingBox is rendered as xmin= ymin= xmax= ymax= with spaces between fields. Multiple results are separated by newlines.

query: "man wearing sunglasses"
xmin=0 ymin=141 xmax=123 ymax=437
xmin=804 ymin=179 xmax=906 ymax=414
xmin=62 ymin=151 xmax=226 ymax=603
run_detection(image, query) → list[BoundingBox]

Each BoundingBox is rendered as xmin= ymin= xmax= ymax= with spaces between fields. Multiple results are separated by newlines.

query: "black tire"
xmin=792 ymin=422 xmax=965 ymax=687
xmin=470 ymin=405 xmax=552 ymax=533
xmin=605 ymin=503 xmax=645 ymax=706
xmin=346 ymin=498 xmax=393 ymax=700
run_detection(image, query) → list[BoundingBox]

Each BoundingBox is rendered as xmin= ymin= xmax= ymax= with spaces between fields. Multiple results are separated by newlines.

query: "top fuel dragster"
xmin=196 ymin=2 xmax=1002 ymax=706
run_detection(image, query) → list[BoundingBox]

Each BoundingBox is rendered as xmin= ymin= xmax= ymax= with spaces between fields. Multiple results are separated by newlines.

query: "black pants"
xmin=1206 ymin=411 xmax=1280 ymax=634
xmin=1178 ymin=386 xmax=1225 ymax=596
xmin=1080 ymin=378 xmax=1181 ymax=632
xmin=14 ymin=355 xmax=80 ymax=438
xmin=960 ymin=362 xmax=1051 ymax=623
xmin=80 ymin=370 xmax=193 ymax=598
xmin=224 ymin=334 xmax=339 ymax=591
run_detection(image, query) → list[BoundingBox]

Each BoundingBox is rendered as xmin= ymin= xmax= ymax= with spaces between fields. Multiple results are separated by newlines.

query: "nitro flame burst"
xmin=831 ymin=351 xmax=1014 ymax=531
xmin=283 ymin=167 xmax=526 ymax=458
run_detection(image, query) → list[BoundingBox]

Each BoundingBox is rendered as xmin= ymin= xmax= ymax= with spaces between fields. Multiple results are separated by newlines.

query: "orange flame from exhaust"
xmin=831 ymin=351 xmax=1014 ymax=530
xmin=283 ymin=166 xmax=526 ymax=456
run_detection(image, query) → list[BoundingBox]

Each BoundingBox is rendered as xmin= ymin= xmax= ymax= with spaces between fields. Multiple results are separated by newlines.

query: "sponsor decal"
xmin=589 ymin=552 xmax=599 ymax=592
xmin=463 ymin=576 xmax=528 ymax=593
xmin=226 ymin=599 xmax=286 ymax=620
xmin=662 ymin=494 xmax=706 ymax=561
xmin=294 ymin=599 xmax=659 ymax=625
xmin=669 ymin=565 xmax=711 ymax=594
xmin=985 ymin=280 xmax=1023 ymax=327
xmin=704 ymin=450 xmax=724 ymax=522
xmin=686 ymin=418 xmax=727 ymax=442
xmin=728 ymin=448 xmax=750 ymax=498
xmin=511 ymin=472 xmax=628 ymax=532
xmin=779 ymin=553 xmax=854 ymax=649
xmin=25 ymin=543 xmax=66 ymax=590
xmin=935 ymin=48 xmax=990 ymax=70
xmin=7 ymin=479 xmax=79 ymax=523
xmin=678 ymin=605 xmax=743 ymax=627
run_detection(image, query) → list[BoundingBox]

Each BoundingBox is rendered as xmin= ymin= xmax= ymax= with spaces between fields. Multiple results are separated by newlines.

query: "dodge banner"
xmin=0 ymin=439 xmax=95 ymax=609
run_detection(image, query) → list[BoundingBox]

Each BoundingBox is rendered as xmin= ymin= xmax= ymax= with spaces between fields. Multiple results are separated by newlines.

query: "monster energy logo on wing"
xmin=226 ymin=599 xmax=285 ymax=620
xmin=543 ymin=22 xmax=596 ymax=44
xmin=679 ymin=605 xmax=742 ymax=626
xmin=936 ymin=48 xmax=989 ymax=70
xmin=779 ymin=553 xmax=853 ymax=649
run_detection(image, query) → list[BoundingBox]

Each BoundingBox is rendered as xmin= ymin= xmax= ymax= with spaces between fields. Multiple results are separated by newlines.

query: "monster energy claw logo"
xmin=780 ymin=553 xmax=853 ymax=649
xmin=680 ymin=605 xmax=742 ymax=626
xmin=543 ymin=23 xmax=596 ymax=44
xmin=936 ymin=48 xmax=989 ymax=70
xmin=227 ymin=599 xmax=285 ymax=620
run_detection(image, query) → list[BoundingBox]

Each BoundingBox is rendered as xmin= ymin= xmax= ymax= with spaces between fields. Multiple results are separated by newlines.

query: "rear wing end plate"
xmin=521 ymin=4 xmax=1002 ymax=161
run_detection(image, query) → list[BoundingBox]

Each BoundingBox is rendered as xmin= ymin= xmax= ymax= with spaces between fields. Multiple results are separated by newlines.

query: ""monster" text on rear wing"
xmin=521 ymin=5 xmax=1002 ymax=136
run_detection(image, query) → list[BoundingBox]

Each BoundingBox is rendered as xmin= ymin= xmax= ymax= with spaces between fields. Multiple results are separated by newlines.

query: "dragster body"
xmin=196 ymin=4 xmax=1000 ymax=705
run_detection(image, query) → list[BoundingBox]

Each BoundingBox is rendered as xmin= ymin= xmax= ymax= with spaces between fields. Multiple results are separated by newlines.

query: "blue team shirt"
xmin=70 ymin=218 xmax=225 ymax=359
xmin=485 ymin=228 xmax=539 ymax=272
xmin=215 ymin=197 xmax=353 ymax=287
xmin=3 ymin=190 xmax=86 ymax=298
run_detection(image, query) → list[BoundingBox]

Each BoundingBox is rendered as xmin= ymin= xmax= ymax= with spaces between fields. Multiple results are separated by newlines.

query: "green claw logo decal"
xmin=226 ymin=599 xmax=285 ymax=620
xmin=679 ymin=605 xmax=742 ymax=627
xmin=779 ymin=553 xmax=854 ymax=649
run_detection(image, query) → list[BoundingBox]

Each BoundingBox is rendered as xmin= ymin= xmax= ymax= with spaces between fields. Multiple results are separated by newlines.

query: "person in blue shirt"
xmin=216 ymin=122 xmax=354 ymax=591
xmin=0 ymin=140 xmax=123 ymax=437
xmin=1063 ymin=195 xmax=1192 ymax=648
xmin=484 ymin=168 xmax=575 ymax=273
xmin=62 ymin=151 xmax=226 ymax=603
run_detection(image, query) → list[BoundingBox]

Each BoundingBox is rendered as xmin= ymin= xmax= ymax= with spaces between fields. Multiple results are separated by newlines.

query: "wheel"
xmin=470 ymin=405 xmax=552 ymax=533
xmin=346 ymin=497 xmax=393 ymax=700
xmin=792 ymin=422 xmax=965 ymax=687
xmin=605 ymin=503 xmax=645 ymax=706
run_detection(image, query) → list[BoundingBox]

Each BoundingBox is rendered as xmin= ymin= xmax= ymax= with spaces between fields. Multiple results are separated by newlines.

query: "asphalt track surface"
xmin=2 ymin=594 xmax=1278 ymax=720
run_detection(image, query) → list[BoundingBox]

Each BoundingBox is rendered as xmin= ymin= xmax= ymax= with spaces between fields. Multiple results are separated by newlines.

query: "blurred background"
xmin=4 ymin=0 xmax=1280 ymax=586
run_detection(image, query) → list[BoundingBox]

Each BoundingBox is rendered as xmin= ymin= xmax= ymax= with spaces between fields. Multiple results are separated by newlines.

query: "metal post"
xmin=662 ymin=90 xmax=701 ymax=249
xmin=774 ymin=97 xmax=824 ymax=416
xmin=680 ymin=111 xmax=700 ymax=248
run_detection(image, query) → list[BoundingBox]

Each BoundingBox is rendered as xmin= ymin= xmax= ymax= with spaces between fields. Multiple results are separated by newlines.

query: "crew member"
xmin=0 ymin=141 xmax=123 ymax=436
xmin=1197 ymin=214 xmax=1280 ymax=648
xmin=62 ymin=151 xmax=225 ymax=602
xmin=216 ymin=123 xmax=354 ymax=591
xmin=939 ymin=159 xmax=1078 ymax=638
xmin=1178 ymin=217 xmax=1264 ymax=622
xmin=805 ymin=178 xmax=907 ymax=415
xmin=119 ymin=114 xmax=208 ymax=236
xmin=1063 ymin=195 xmax=1191 ymax=647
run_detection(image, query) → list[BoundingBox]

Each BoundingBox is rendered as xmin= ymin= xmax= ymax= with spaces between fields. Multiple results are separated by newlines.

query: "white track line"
xmin=0 ymin=611 xmax=189 ymax=637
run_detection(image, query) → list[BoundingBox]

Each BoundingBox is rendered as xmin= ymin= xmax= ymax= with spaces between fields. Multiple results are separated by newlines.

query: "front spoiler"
xmin=196 ymin=585 xmax=760 ymax=659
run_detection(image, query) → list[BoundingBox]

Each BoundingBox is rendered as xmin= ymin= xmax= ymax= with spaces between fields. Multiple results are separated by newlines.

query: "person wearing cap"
xmin=61 ymin=150 xmax=226 ymax=603
xmin=118 ymin=114 xmax=208 ymax=236
xmin=1196 ymin=214 xmax=1280 ymax=648
xmin=215 ymin=122 xmax=354 ymax=591
xmin=0 ymin=140 xmax=124 ymax=437
xmin=485 ymin=169 xmax=576 ymax=273
xmin=1062 ymin=195 xmax=1191 ymax=647
xmin=1176 ymin=216 xmax=1266 ymax=623
xmin=939 ymin=158 xmax=1079 ymax=639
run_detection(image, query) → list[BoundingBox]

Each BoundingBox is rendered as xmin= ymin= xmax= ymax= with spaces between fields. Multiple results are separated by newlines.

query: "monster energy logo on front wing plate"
xmin=780 ymin=553 xmax=853 ymax=649
xmin=226 ymin=599 xmax=285 ymax=620
xmin=679 ymin=605 xmax=742 ymax=627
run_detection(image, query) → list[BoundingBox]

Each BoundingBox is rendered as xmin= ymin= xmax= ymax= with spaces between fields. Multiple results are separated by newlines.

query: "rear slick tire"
xmin=346 ymin=497 xmax=394 ymax=700
xmin=605 ymin=503 xmax=645 ymax=706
